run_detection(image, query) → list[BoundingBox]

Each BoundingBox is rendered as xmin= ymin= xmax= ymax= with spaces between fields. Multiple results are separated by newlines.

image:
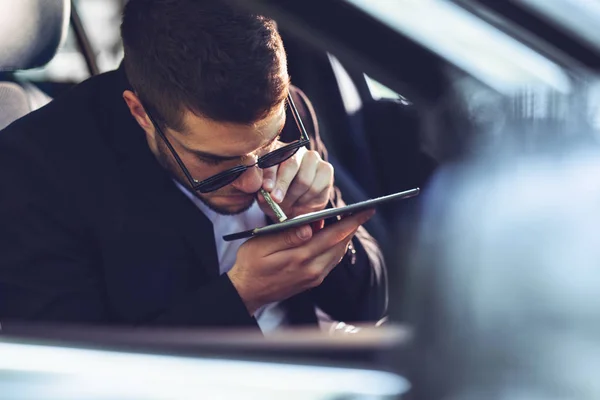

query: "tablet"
xmin=223 ymin=187 xmax=420 ymax=241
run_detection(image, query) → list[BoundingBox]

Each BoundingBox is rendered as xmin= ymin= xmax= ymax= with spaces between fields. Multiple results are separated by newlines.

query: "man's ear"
xmin=123 ymin=90 xmax=155 ymax=137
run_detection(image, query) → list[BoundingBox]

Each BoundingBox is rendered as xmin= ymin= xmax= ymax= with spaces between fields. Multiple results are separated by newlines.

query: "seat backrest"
xmin=0 ymin=0 xmax=70 ymax=130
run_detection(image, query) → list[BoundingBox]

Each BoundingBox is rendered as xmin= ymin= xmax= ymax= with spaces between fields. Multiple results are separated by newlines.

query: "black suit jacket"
xmin=0 ymin=67 xmax=386 ymax=329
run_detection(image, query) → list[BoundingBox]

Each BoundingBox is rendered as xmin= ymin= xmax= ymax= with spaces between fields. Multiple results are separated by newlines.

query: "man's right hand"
xmin=227 ymin=209 xmax=375 ymax=315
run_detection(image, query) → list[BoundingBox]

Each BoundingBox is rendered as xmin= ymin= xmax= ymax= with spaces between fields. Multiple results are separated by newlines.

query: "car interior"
xmin=2 ymin=0 xmax=600 ymax=398
xmin=0 ymin=0 xmax=67 ymax=130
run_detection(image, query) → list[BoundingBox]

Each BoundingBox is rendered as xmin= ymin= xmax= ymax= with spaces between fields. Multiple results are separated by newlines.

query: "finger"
xmin=280 ymin=151 xmax=320 ymax=210
xmin=262 ymin=165 xmax=278 ymax=191
xmin=310 ymin=219 xmax=325 ymax=233
xmin=266 ymin=226 xmax=356 ymax=289
xmin=304 ymin=209 xmax=375 ymax=257
xmin=249 ymin=223 xmax=314 ymax=256
xmin=294 ymin=163 xmax=333 ymax=211
xmin=271 ymin=148 xmax=305 ymax=203
xmin=300 ymin=230 xmax=357 ymax=288
xmin=291 ymin=186 xmax=331 ymax=217
xmin=311 ymin=232 xmax=355 ymax=277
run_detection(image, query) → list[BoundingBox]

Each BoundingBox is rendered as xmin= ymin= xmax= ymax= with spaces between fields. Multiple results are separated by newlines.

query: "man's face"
xmin=150 ymin=104 xmax=287 ymax=215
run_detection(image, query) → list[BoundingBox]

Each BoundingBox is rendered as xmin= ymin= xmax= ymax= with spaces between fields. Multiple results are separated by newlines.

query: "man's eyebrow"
xmin=187 ymin=149 xmax=240 ymax=162
xmin=187 ymin=121 xmax=285 ymax=162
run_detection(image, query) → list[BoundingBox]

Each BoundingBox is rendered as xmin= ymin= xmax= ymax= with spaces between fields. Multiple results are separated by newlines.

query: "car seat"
xmin=0 ymin=0 xmax=70 ymax=131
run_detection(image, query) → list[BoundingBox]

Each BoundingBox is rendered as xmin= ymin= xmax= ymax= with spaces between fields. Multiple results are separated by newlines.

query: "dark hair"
xmin=121 ymin=0 xmax=289 ymax=130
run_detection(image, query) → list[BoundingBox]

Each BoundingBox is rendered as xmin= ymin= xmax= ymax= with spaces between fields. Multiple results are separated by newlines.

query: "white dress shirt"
xmin=174 ymin=181 xmax=288 ymax=333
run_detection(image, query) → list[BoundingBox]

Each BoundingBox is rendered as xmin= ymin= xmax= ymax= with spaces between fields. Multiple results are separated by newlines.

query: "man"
xmin=0 ymin=0 xmax=386 ymax=332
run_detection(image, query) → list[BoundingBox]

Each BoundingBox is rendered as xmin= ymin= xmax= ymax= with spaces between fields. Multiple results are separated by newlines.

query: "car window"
xmin=519 ymin=0 xmax=600 ymax=52
xmin=328 ymin=53 xmax=411 ymax=107
xmin=364 ymin=75 xmax=401 ymax=100
xmin=345 ymin=0 xmax=571 ymax=95
xmin=364 ymin=74 xmax=411 ymax=104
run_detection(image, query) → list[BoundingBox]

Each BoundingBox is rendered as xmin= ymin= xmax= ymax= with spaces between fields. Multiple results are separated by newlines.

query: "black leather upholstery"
xmin=0 ymin=0 xmax=70 ymax=71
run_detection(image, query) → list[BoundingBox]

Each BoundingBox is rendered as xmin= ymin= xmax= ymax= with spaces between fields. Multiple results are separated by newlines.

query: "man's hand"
xmin=259 ymin=147 xmax=333 ymax=219
xmin=227 ymin=209 xmax=375 ymax=315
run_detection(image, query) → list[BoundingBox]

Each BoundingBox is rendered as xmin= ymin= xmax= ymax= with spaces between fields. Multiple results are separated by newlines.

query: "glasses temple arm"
xmin=287 ymin=92 xmax=310 ymax=142
xmin=146 ymin=111 xmax=199 ymax=187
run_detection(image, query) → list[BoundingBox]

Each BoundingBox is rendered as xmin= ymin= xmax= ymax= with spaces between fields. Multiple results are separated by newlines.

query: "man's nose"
xmin=231 ymin=164 xmax=263 ymax=194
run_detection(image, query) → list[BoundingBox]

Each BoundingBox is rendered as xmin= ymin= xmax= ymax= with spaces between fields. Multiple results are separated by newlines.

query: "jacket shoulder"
xmin=0 ymin=70 xmax=122 ymax=150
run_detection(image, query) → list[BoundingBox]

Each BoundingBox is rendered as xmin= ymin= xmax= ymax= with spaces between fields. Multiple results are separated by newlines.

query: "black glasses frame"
xmin=146 ymin=93 xmax=310 ymax=193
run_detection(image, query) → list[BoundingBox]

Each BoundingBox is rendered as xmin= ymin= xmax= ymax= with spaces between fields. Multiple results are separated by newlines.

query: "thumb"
xmin=253 ymin=224 xmax=313 ymax=256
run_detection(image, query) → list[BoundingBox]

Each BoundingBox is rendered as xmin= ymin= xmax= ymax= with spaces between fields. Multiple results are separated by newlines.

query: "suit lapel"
xmin=107 ymin=68 xmax=220 ymax=279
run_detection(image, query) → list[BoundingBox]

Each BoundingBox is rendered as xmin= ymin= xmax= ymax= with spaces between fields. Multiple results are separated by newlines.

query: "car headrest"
xmin=0 ymin=0 xmax=70 ymax=72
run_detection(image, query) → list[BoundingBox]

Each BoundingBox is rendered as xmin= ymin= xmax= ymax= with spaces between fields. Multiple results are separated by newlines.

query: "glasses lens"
xmin=259 ymin=144 xmax=302 ymax=169
xmin=196 ymin=169 xmax=246 ymax=193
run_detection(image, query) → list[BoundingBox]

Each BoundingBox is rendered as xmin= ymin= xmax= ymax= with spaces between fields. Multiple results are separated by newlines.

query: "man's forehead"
xmin=176 ymin=103 xmax=286 ymax=157
xmin=181 ymin=102 xmax=285 ymax=134
xmin=253 ymin=102 xmax=286 ymax=133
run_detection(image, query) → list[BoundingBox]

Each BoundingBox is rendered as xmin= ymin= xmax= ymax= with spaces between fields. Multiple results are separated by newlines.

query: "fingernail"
xmin=264 ymin=179 xmax=274 ymax=190
xmin=296 ymin=226 xmax=312 ymax=240
xmin=273 ymin=188 xmax=283 ymax=202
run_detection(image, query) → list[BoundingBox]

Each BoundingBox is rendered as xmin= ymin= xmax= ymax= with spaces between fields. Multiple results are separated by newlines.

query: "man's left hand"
xmin=259 ymin=147 xmax=333 ymax=220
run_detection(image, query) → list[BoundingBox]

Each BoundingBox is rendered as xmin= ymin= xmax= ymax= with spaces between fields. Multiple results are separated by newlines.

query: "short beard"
xmin=200 ymin=195 xmax=256 ymax=216
xmin=154 ymin=139 xmax=256 ymax=216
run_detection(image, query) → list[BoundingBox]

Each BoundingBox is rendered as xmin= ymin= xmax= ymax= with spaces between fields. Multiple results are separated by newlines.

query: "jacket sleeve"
xmin=0 ymin=124 xmax=257 ymax=329
xmin=0 ymin=128 xmax=108 ymax=324
xmin=287 ymin=86 xmax=388 ymax=323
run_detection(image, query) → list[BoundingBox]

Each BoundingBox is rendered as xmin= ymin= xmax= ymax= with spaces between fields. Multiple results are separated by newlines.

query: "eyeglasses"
xmin=146 ymin=93 xmax=310 ymax=193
